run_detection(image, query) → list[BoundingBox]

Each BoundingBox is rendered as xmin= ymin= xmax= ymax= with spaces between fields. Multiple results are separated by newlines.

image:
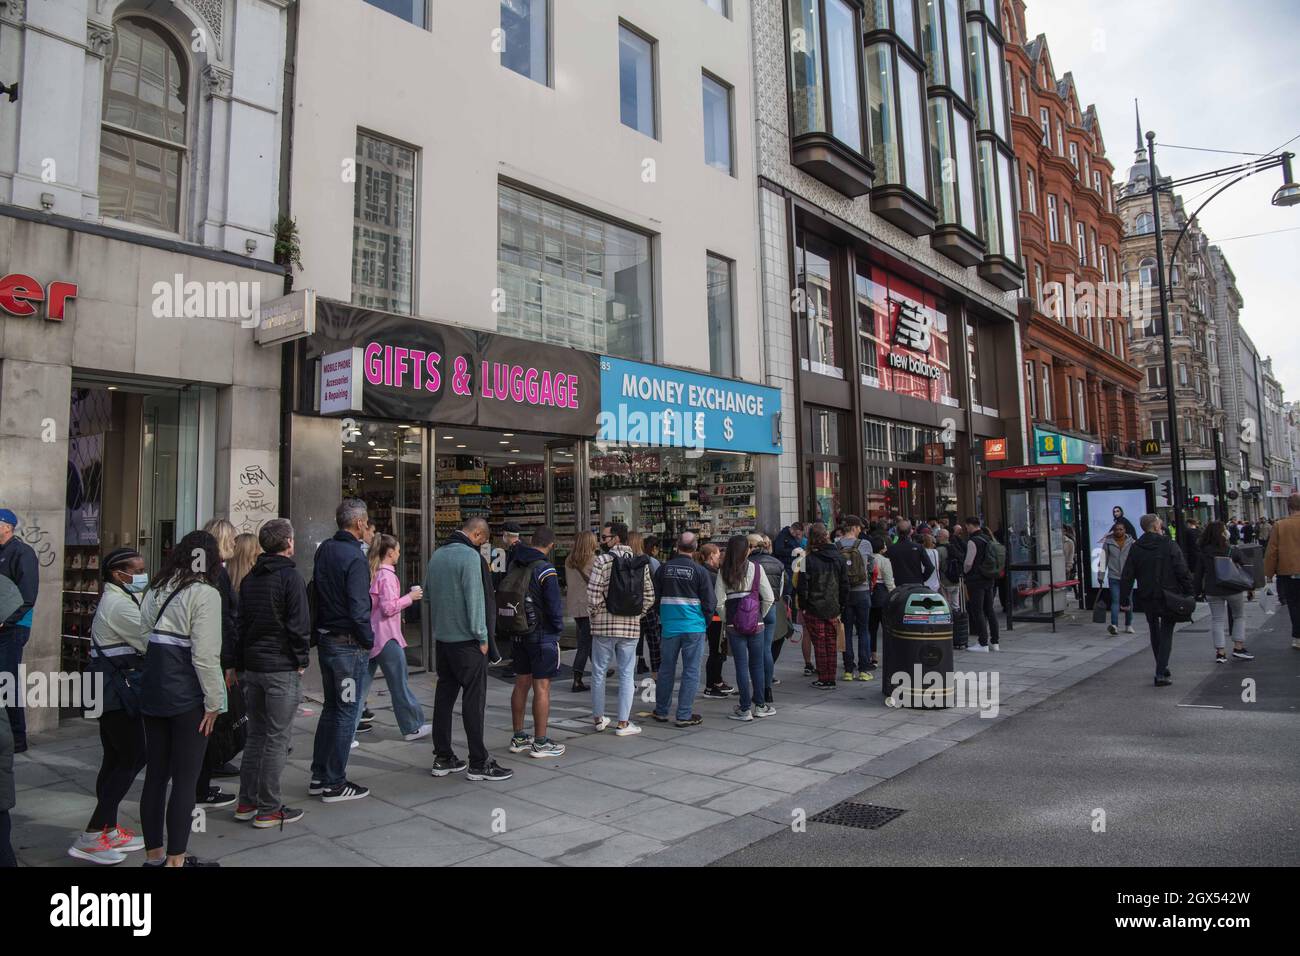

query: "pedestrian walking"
xmin=752 ymin=534 xmax=787 ymax=703
xmin=887 ymin=520 xmax=935 ymax=587
xmin=505 ymin=527 xmax=567 ymax=759
xmin=697 ymin=542 xmax=734 ymax=698
xmin=194 ymin=518 xmax=240 ymax=810
xmin=426 ymin=516 xmax=512 ymax=781
xmin=1119 ymin=514 xmax=1194 ymax=687
xmin=232 ymin=519 xmax=310 ymax=829
xmin=865 ymin=534 xmax=895 ymax=665
xmin=566 ymin=530 xmax=598 ymax=693
xmin=308 ymin=499 xmax=375 ymax=803
xmin=796 ymin=524 xmax=848 ymax=688
xmin=1264 ymin=494 xmax=1300 ymax=650
xmin=68 ymin=547 xmax=149 ymax=864
xmin=651 ymin=532 xmax=713 ymax=727
xmin=365 ymin=534 xmax=429 ymax=741
xmin=1098 ymin=522 xmax=1135 ymax=635
xmin=629 ymin=532 xmax=661 ymax=675
xmin=586 ymin=522 xmax=655 ymax=736
xmin=1194 ymin=521 xmax=1254 ymax=664
xmin=138 ymin=530 xmax=226 ymax=867
xmin=835 ymin=521 xmax=874 ymax=682
xmin=0 ymin=707 xmax=13 ymax=867
xmin=962 ymin=517 xmax=1004 ymax=651
xmin=715 ymin=535 xmax=775 ymax=721
xmin=0 ymin=507 xmax=39 ymax=754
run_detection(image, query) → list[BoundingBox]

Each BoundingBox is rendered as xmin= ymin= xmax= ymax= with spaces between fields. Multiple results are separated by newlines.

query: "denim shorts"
xmin=512 ymin=638 xmax=561 ymax=680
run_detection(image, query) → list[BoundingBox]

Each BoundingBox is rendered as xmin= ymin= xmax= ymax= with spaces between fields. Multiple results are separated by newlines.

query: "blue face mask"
xmin=800 ymin=537 xmax=808 ymax=548
xmin=126 ymin=573 xmax=148 ymax=593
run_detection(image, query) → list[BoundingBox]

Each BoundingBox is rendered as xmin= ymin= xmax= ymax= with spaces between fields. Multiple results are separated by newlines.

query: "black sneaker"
xmin=198 ymin=787 xmax=237 ymax=809
xmin=701 ymin=687 xmax=729 ymax=700
xmin=811 ymin=680 xmax=836 ymax=689
xmin=1154 ymin=676 xmax=1172 ymax=687
xmin=467 ymin=760 xmax=513 ymax=782
xmin=212 ymin=761 xmax=240 ymax=777
xmin=362 ymin=709 xmax=375 ymax=721
xmin=635 ymin=661 xmax=650 ymax=675
xmin=675 ymin=714 xmax=703 ymax=727
xmin=717 ymin=682 xmax=737 ymax=696
xmin=803 ymin=664 xmax=816 ymax=677
xmin=355 ymin=722 xmax=374 ymax=734
xmin=1231 ymin=648 xmax=1255 ymax=661
xmin=650 ymin=712 xmax=670 ymax=722
xmin=143 ymin=855 xmax=220 ymax=867
xmin=430 ymin=755 xmax=468 ymax=777
xmin=307 ymin=779 xmax=324 ymax=796
xmin=321 ymin=781 xmax=370 ymax=803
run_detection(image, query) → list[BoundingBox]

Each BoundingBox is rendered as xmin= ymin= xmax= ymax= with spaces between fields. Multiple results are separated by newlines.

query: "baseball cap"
xmin=503 ymin=522 xmax=522 ymax=536
xmin=0 ymin=508 xmax=17 ymax=528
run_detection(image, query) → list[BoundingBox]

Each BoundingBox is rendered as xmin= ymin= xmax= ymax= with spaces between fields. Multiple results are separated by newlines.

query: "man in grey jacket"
xmin=836 ymin=516 xmax=874 ymax=680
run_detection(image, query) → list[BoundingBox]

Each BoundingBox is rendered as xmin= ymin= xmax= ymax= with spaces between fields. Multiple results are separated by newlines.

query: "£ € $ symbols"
xmin=723 ymin=416 xmax=734 ymax=442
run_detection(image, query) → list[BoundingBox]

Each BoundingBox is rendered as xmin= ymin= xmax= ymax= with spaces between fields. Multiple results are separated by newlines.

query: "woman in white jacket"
xmin=716 ymin=535 xmax=774 ymax=722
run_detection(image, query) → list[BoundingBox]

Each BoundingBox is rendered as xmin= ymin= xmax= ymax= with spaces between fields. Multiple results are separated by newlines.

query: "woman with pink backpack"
xmin=715 ymin=536 xmax=775 ymax=722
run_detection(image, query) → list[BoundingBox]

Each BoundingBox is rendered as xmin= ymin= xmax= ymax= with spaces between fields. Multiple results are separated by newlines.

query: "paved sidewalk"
xmin=10 ymin=606 xmax=1168 ymax=867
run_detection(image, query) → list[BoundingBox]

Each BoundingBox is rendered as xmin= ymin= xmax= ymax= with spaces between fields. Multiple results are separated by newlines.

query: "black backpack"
xmin=606 ymin=553 xmax=650 ymax=616
xmin=495 ymin=560 xmax=542 ymax=637
xmin=803 ymin=554 xmax=842 ymax=619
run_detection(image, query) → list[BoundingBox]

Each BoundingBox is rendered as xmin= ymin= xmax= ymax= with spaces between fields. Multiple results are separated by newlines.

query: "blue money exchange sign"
xmin=598 ymin=356 xmax=783 ymax=455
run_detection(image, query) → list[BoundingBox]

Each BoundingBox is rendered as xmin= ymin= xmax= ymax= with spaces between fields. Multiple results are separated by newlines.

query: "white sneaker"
xmin=68 ymin=831 xmax=128 ymax=865
xmin=1107 ymin=624 xmax=1118 ymax=635
xmin=350 ymin=739 xmax=359 ymax=750
xmin=403 ymin=723 xmax=433 ymax=742
xmin=990 ymin=643 xmax=1001 ymax=652
xmin=728 ymin=707 xmax=753 ymax=722
xmin=593 ymin=715 xmax=610 ymax=732
xmin=1293 ymin=638 xmax=1300 ymax=650
xmin=753 ymin=703 xmax=777 ymax=718
xmin=613 ymin=722 xmax=641 ymax=736
xmin=1124 ymin=626 xmax=1136 ymax=634
xmin=970 ymin=645 xmax=990 ymax=653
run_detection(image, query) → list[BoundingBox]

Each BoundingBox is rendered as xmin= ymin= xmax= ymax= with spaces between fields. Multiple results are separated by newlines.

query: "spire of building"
xmin=1134 ymin=99 xmax=1144 ymax=160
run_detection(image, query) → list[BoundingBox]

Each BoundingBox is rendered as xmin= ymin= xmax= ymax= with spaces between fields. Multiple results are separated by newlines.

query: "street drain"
xmin=809 ymin=802 xmax=906 ymax=830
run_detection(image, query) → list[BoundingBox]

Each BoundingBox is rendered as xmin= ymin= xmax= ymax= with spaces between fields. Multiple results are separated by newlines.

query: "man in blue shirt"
xmin=652 ymin=532 xmax=716 ymax=727
xmin=507 ymin=527 xmax=566 ymax=759
xmin=0 ymin=509 xmax=38 ymax=753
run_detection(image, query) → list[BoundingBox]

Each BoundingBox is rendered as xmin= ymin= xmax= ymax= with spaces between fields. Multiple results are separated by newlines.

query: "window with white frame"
xmin=1041 ymin=365 xmax=1053 ymax=420
xmin=1069 ymin=141 xmax=1079 ymax=172
xmin=1076 ymin=379 xmax=1087 ymax=431
xmin=1025 ymin=360 xmax=1037 ymax=417
xmin=99 ymin=17 xmax=189 ymax=231
xmin=1146 ymin=365 xmax=1164 ymax=388
xmin=352 ymin=131 xmax=417 ymax=314
xmin=1047 ymin=194 xmax=1059 ymax=242
xmin=1025 ymin=167 xmax=1037 ymax=213
xmin=1039 ymin=107 xmax=1049 ymax=146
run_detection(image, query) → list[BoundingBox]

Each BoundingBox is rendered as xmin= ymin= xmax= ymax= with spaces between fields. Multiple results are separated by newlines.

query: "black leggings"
xmin=867 ymin=606 xmax=883 ymax=658
xmin=705 ymin=619 xmax=724 ymax=687
xmin=141 ymin=707 xmax=208 ymax=856
xmin=89 ymin=710 xmax=147 ymax=831
xmin=572 ymin=617 xmax=592 ymax=679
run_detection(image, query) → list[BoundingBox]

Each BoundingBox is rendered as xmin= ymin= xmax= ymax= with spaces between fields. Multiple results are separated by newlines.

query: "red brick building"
xmin=1001 ymin=0 xmax=1145 ymax=468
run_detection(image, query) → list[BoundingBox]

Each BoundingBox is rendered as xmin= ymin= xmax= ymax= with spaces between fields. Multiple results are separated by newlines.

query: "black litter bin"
xmin=882 ymin=586 xmax=954 ymax=708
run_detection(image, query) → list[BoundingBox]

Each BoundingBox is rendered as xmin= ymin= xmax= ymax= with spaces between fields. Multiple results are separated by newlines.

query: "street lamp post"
xmin=1141 ymin=128 xmax=1297 ymax=534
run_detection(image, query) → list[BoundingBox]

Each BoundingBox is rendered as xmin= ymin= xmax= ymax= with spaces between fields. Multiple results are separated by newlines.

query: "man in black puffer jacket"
xmin=1120 ymin=513 xmax=1193 ymax=688
xmin=235 ymin=518 xmax=310 ymax=826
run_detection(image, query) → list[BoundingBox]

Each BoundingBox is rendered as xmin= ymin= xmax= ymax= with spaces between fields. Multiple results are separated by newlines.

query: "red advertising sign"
xmin=984 ymin=437 xmax=1008 ymax=461
xmin=988 ymin=464 xmax=1088 ymax=480
xmin=0 ymin=273 xmax=78 ymax=321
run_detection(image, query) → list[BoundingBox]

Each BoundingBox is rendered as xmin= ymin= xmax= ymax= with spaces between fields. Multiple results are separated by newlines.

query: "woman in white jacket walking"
xmin=715 ymin=536 xmax=774 ymax=722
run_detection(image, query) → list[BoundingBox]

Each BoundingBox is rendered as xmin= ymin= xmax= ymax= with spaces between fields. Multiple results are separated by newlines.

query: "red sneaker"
xmin=234 ymin=802 xmax=258 ymax=822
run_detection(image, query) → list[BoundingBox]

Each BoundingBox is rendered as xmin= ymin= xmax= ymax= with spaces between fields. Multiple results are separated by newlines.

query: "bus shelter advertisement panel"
xmin=1086 ymin=488 xmax=1148 ymax=584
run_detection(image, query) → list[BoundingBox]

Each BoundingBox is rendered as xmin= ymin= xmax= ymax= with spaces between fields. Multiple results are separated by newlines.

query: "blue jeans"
xmin=727 ymin=627 xmax=766 ymax=712
xmin=590 ymin=636 xmax=637 ymax=723
xmin=654 ymin=632 xmax=705 ymax=721
xmin=1109 ymin=580 xmax=1132 ymax=626
xmin=310 ymin=635 xmax=368 ymax=788
xmin=369 ymin=640 xmax=426 ymax=736
xmin=760 ymin=607 xmax=777 ymax=700
xmin=840 ymin=592 xmax=872 ymax=670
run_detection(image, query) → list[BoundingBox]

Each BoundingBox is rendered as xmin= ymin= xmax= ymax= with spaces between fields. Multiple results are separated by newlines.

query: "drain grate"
xmin=809 ymin=801 xmax=907 ymax=830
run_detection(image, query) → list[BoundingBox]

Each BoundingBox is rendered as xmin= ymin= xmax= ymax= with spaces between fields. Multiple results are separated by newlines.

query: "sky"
xmin=1022 ymin=0 xmax=1300 ymax=397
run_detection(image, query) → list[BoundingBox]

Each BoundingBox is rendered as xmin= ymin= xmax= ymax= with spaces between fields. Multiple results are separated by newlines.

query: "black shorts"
xmin=511 ymin=638 xmax=561 ymax=680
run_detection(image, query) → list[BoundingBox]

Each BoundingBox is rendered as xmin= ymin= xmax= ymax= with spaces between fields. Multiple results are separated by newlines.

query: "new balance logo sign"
xmin=893 ymin=302 xmax=932 ymax=353
xmin=49 ymin=887 xmax=152 ymax=936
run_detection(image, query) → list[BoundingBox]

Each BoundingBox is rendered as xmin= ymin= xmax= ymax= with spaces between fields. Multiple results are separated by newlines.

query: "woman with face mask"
xmin=68 ymin=547 xmax=150 ymax=864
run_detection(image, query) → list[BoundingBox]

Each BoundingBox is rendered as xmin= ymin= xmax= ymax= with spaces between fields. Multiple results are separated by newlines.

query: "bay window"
xmin=788 ymin=0 xmax=873 ymax=195
xmin=866 ymin=39 xmax=937 ymax=234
